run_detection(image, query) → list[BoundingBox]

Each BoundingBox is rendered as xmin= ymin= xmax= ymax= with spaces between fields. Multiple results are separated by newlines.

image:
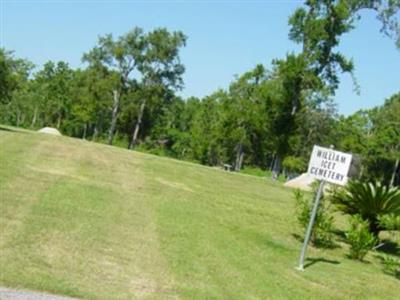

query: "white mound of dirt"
xmin=284 ymin=173 xmax=316 ymax=191
xmin=37 ymin=127 xmax=62 ymax=136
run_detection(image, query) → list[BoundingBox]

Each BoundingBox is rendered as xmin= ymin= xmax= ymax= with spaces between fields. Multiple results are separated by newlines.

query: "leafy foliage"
xmin=379 ymin=214 xmax=400 ymax=231
xmin=346 ymin=215 xmax=377 ymax=261
xmin=293 ymin=188 xmax=334 ymax=247
xmin=0 ymin=49 xmax=34 ymax=105
xmin=282 ymin=156 xmax=306 ymax=174
xmin=379 ymin=254 xmax=400 ymax=279
xmin=82 ymin=27 xmax=186 ymax=146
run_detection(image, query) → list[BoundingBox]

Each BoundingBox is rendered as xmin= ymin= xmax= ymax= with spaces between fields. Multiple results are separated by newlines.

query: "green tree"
xmin=189 ymin=93 xmax=225 ymax=165
xmin=267 ymin=54 xmax=322 ymax=178
xmin=0 ymin=49 xmax=31 ymax=104
xmin=369 ymin=93 xmax=400 ymax=186
xmin=148 ymin=96 xmax=192 ymax=159
xmin=293 ymin=101 xmax=337 ymax=162
xmin=83 ymin=27 xmax=146 ymax=145
xmin=221 ymin=65 xmax=267 ymax=170
xmin=0 ymin=49 xmax=34 ymax=126
xmin=274 ymin=0 xmax=399 ymax=177
xmin=68 ymin=66 xmax=116 ymax=139
xmin=31 ymin=61 xmax=73 ymax=130
xmin=129 ymin=28 xmax=186 ymax=149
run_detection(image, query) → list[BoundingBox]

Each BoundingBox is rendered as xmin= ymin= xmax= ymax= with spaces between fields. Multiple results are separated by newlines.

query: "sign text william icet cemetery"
xmin=307 ymin=145 xmax=352 ymax=186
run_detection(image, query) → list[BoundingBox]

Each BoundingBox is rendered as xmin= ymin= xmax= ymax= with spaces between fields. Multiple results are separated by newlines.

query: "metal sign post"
xmin=296 ymin=145 xmax=352 ymax=271
xmin=296 ymin=179 xmax=325 ymax=271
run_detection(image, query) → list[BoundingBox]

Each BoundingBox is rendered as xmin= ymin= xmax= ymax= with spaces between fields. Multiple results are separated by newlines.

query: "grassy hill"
xmin=0 ymin=126 xmax=399 ymax=299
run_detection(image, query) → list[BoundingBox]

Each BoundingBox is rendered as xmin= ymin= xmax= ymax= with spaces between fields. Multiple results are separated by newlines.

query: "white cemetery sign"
xmin=307 ymin=145 xmax=352 ymax=186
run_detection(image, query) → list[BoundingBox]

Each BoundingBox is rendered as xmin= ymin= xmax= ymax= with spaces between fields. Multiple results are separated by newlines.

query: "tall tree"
xmin=189 ymin=92 xmax=225 ymax=165
xmin=289 ymin=0 xmax=356 ymax=94
xmin=33 ymin=61 xmax=74 ymax=129
xmin=221 ymin=65 xmax=267 ymax=170
xmin=83 ymin=28 xmax=146 ymax=145
xmin=66 ymin=67 xmax=114 ymax=139
xmin=369 ymin=93 xmax=400 ymax=185
xmin=289 ymin=1 xmax=399 ymax=85
xmin=129 ymin=28 xmax=186 ymax=149
xmin=0 ymin=49 xmax=33 ymax=108
xmin=268 ymin=54 xmax=322 ymax=178
xmin=270 ymin=0 xmax=399 ymax=177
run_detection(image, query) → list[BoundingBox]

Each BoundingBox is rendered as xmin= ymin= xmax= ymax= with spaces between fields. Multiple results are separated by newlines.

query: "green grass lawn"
xmin=0 ymin=126 xmax=399 ymax=299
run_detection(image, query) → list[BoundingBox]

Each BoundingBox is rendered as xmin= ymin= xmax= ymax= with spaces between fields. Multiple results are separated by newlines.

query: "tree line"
xmin=1 ymin=0 xmax=399 ymax=185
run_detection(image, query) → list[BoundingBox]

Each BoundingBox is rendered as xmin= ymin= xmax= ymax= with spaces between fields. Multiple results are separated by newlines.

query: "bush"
xmin=346 ymin=215 xmax=377 ymax=261
xmin=330 ymin=181 xmax=400 ymax=237
xmin=294 ymin=188 xmax=334 ymax=247
xmin=282 ymin=156 xmax=306 ymax=174
xmin=379 ymin=254 xmax=400 ymax=279
xmin=378 ymin=214 xmax=400 ymax=231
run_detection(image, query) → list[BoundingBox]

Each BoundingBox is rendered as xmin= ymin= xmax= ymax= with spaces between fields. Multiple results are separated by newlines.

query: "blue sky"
xmin=1 ymin=0 xmax=399 ymax=115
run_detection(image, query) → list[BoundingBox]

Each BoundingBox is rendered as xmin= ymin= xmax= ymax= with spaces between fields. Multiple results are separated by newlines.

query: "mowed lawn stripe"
xmin=0 ymin=130 xmax=177 ymax=299
xmin=0 ymin=131 xmax=64 ymax=250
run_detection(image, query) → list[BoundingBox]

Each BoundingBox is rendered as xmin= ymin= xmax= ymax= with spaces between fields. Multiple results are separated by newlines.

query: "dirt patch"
xmin=25 ymin=165 xmax=88 ymax=182
xmin=130 ymin=277 xmax=157 ymax=298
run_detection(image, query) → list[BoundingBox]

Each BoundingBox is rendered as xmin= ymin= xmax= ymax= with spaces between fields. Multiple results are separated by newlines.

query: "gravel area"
xmin=0 ymin=287 xmax=78 ymax=300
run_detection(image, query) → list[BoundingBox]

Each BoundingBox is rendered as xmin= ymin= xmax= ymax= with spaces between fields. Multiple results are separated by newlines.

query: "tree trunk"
xmin=31 ymin=106 xmax=38 ymax=128
xmin=107 ymin=90 xmax=120 ymax=145
xmin=272 ymin=154 xmax=282 ymax=180
xmin=57 ymin=113 xmax=61 ymax=129
xmin=234 ymin=143 xmax=244 ymax=171
xmin=82 ymin=123 xmax=87 ymax=140
xmin=21 ymin=113 xmax=25 ymax=125
xmin=92 ymin=122 xmax=99 ymax=141
xmin=291 ymin=100 xmax=298 ymax=116
xmin=269 ymin=153 xmax=276 ymax=171
xmin=390 ymin=158 xmax=399 ymax=187
xmin=181 ymin=148 xmax=186 ymax=158
xmin=129 ymin=99 xmax=146 ymax=149
xmin=16 ymin=109 xmax=21 ymax=127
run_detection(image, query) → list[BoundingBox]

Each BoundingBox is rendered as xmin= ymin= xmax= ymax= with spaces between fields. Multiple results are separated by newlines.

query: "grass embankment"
xmin=0 ymin=126 xmax=399 ymax=299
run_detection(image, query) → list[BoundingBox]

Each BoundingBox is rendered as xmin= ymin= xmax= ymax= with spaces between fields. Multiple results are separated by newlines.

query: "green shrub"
xmin=346 ymin=215 xmax=377 ymax=261
xmin=379 ymin=254 xmax=400 ymax=279
xmin=294 ymin=188 xmax=334 ymax=247
xmin=282 ymin=156 xmax=306 ymax=174
xmin=378 ymin=214 xmax=400 ymax=231
xmin=331 ymin=181 xmax=400 ymax=236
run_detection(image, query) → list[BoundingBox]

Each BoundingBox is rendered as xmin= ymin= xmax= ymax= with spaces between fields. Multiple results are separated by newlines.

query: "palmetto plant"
xmin=331 ymin=181 xmax=400 ymax=236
